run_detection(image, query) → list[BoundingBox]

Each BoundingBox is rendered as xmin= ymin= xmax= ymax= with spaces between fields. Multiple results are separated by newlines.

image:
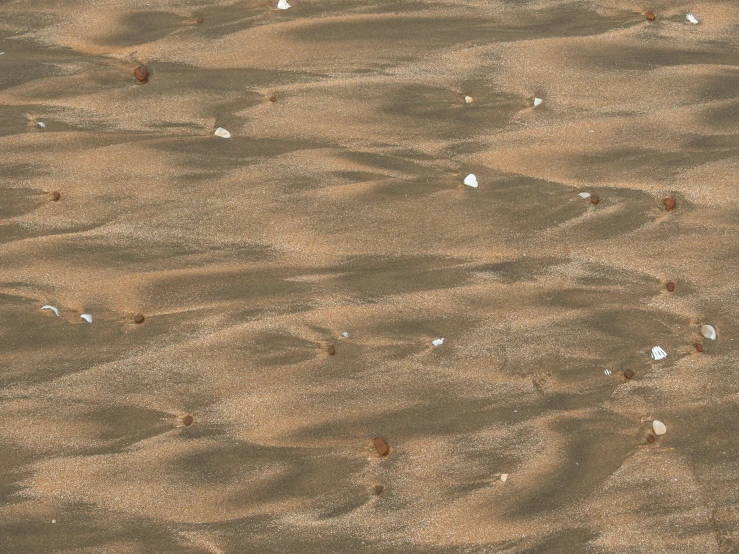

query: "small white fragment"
xmin=464 ymin=95 xmax=473 ymax=104
xmin=604 ymin=369 xmax=612 ymax=376
xmin=578 ymin=192 xmax=592 ymax=199
xmin=700 ymin=324 xmax=716 ymax=340
xmin=463 ymin=174 xmax=478 ymax=188
xmin=214 ymin=127 xmax=231 ymax=138
xmin=341 ymin=331 xmax=349 ymax=338
xmin=432 ymin=337 xmax=444 ymax=347
xmin=41 ymin=305 xmax=60 ymax=317
xmin=533 ymin=97 xmax=543 ymax=107
xmin=80 ymin=314 xmax=93 ymax=323
xmin=37 ymin=122 xmax=46 ymax=128
xmin=686 ymin=13 xmax=699 ymax=24
xmin=500 ymin=473 xmax=509 ymax=482
xmin=277 ymin=0 xmax=291 ymax=9
xmin=51 ymin=519 xmax=56 ymax=524
xmin=652 ymin=420 xmax=667 ymax=435
xmin=651 ymin=346 xmax=667 ymax=360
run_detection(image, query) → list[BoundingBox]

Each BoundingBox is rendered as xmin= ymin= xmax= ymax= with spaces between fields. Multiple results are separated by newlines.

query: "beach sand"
xmin=1 ymin=0 xmax=738 ymax=552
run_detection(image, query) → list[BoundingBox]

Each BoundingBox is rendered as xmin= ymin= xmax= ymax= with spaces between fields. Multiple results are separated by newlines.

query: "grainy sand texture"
xmin=1 ymin=0 xmax=739 ymax=552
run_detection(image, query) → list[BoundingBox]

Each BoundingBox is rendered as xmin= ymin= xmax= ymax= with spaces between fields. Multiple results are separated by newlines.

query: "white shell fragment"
xmin=533 ymin=97 xmax=543 ymax=107
xmin=37 ymin=122 xmax=46 ymax=128
xmin=500 ymin=473 xmax=509 ymax=482
xmin=464 ymin=96 xmax=473 ymax=104
xmin=277 ymin=0 xmax=291 ymax=9
xmin=432 ymin=338 xmax=444 ymax=347
xmin=686 ymin=13 xmax=699 ymax=24
xmin=214 ymin=127 xmax=231 ymax=138
xmin=578 ymin=192 xmax=592 ymax=199
xmin=652 ymin=420 xmax=667 ymax=435
xmin=80 ymin=314 xmax=93 ymax=323
xmin=604 ymin=369 xmax=612 ymax=376
xmin=341 ymin=331 xmax=349 ymax=338
xmin=41 ymin=305 xmax=60 ymax=317
xmin=701 ymin=324 xmax=716 ymax=340
xmin=463 ymin=174 xmax=478 ymax=188
xmin=651 ymin=346 xmax=667 ymax=360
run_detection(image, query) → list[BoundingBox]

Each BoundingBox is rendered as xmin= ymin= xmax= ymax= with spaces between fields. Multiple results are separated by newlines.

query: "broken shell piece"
xmin=37 ymin=122 xmax=46 ymax=128
xmin=500 ymin=473 xmax=509 ymax=482
xmin=41 ymin=305 xmax=60 ymax=317
xmin=464 ymin=96 xmax=473 ymax=104
xmin=701 ymin=324 xmax=717 ymax=340
xmin=432 ymin=337 xmax=444 ymax=347
xmin=686 ymin=13 xmax=699 ymax=24
xmin=277 ymin=0 xmax=291 ymax=9
xmin=652 ymin=420 xmax=667 ymax=435
xmin=463 ymin=174 xmax=478 ymax=188
xmin=651 ymin=346 xmax=667 ymax=360
xmin=80 ymin=314 xmax=93 ymax=323
xmin=578 ymin=192 xmax=591 ymax=199
xmin=341 ymin=331 xmax=349 ymax=338
xmin=214 ymin=127 xmax=231 ymax=138
xmin=533 ymin=97 xmax=543 ymax=107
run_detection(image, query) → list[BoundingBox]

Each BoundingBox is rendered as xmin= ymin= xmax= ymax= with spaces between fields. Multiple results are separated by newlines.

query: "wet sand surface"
xmin=1 ymin=0 xmax=739 ymax=552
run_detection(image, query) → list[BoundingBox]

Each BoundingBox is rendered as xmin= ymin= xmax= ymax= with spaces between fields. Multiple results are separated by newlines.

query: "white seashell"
xmin=37 ymin=122 xmax=46 ymax=128
xmin=603 ymin=369 xmax=612 ymax=376
xmin=686 ymin=13 xmax=699 ymax=24
xmin=500 ymin=473 xmax=508 ymax=482
xmin=341 ymin=331 xmax=349 ymax=338
xmin=432 ymin=338 xmax=444 ymax=347
xmin=214 ymin=127 xmax=231 ymax=138
xmin=464 ymin=96 xmax=473 ymax=104
xmin=533 ymin=97 xmax=542 ymax=107
xmin=41 ymin=305 xmax=60 ymax=317
xmin=578 ymin=192 xmax=592 ymax=199
xmin=277 ymin=0 xmax=291 ymax=9
xmin=700 ymin=324 xmax=716 ymax=340
xmin=463 ymin=174 xmax=478 ymax=188
xmin=652 ymin=420 xmax=667 ymax=435
xmin=651 ymin=346 xmax=667 ymax=360
xmin=80 ymin=314 xmax=93 ymax=323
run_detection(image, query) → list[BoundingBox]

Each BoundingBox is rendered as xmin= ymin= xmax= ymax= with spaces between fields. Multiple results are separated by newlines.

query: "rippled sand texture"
xmin=2 ymin=0 xmax=739 ymax=552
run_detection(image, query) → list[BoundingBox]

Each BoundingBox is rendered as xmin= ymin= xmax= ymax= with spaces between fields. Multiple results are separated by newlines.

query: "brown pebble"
xmin=624 ymin=369 xmax=635 ymax=380
xmin=590 ymin=195 xmax=599 ymax=205
xmin=269 ymin=96 xmax=277 ymax=102
xmin=182 ymin=414 xmax=194 ymax=427
xmin=373 ymin=437 xmax=390 ymax=456
xmin=646 ymin=434 xmax=656 ymax=443
xmin=374 ymin=484 xmax=384 ymax=495
xmin=695 ymin=343 xmax=704 ymax=353
xmin=134 ymin=313 xmax=145 ymax=324
xmin=196 ymin=17 xmax=204 ymax=24
xmin=51 ymin=191 xmax=61 ymax=201
xmin=663 ymin=197 xmax=676 ymax=211
xmin=134 ymin=65 xmax=149 ymax=82
xmin=645 ymin=11 xmax=656 ymax=21
xmin=666 ymin=281 xmax=676 ymax=292
xmin=327 ymin=344 xmax=336 ymax=355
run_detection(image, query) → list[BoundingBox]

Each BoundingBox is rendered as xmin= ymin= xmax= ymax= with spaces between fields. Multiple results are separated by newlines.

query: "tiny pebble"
xmin=666 ymin=281 xmax=675 ymax=292
xmin=327 ymin=344 xmax=336 ymax=355
xmin=196 ymin=17 xmax=204 ymax=23
xmin=663 ymin=197 xmax=676 ymax=211
xmin=645 ymin=11 xmax=656 ymax=21
xmin=695 ymin=343 xmax=703 ymax=352
xmin=134 ymin=314 xmax=145 ymax=324
xmin=134 ymin=65 xmax=149 ymax=82
xmin=464 ymin=95 xmax=473 ymax=104
xmin=374 ymin=485 xmax=384 ymax=495
xmin=646 ymin=434 xmax=656 ymax=444
xmin=590 ymin=195 xmax=599 ymax=205
xmin=373 ymin=437 xmax=390 ymax=456
xmin=51 ymin=191 xmax=61 ymax=201
xmin=500 ymin=473 xmax=509 ymax=482
xmin=652 ymin=420 xmax=667 ymax=435
xmin=182 ymin=414 xmax=194 ymax=427
xmin=624 ymin=369 xmax=635 ymax=380
xmin=269 ymin=96 xmax=277 ymax=102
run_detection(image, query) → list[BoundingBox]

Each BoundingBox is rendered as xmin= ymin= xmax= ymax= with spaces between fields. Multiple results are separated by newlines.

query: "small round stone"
xmin=666 ymin=281 xmax=676 ymax=292
xmin=196 ymin=17 xmax=204 ymax=23
xmin=624 ymin=369 xmax=635 ymax=380
xmin=590 ymin=195 xmax=599 ymax=205
xmin=373 ymin=437 xmax=390 ymax=456
xmin=51 ymin=191 xmax=61 ymax=201
xmin=182 ymin=414 xmax=194 ymax=427
xmin=327 ymin=344 xmax=336 ymax=355
xmin=663 ymin=197 xmax=676 ymax=211
xmin=695 ymin=343 xmax=703 ymax=352
xmin=374 ymin=484 xmax=384 ymax=495
xmin=645 ymin=11 xmax=656 ymax=21
xmin=269 ymin=96 xmax=277 ymax=102
xmin=646 ymin=434 xmax=656 ymax=444
xmin=134 ymin=65 xmax=149 ymax=82
xmin=134 ymin=314 xmax=145 ymax=324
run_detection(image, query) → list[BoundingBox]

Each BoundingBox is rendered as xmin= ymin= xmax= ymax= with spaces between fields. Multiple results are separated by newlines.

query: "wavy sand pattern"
xmin=1 ymin=0 xmax=738 ymax=552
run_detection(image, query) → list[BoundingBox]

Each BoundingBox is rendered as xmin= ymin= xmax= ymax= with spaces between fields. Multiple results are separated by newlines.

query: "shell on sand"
xmin=686 ymin=13 xmax=699 ymax=24
xmin=652 ymin=420 xmax=667 ymax=435
xmin=651 ymin=346 xmax=667 ymax=360
xmin=578 ymin=192 xmax=591 ymax=199
xmin=463 ymin=174 xmax=478 ymax=188
xmin=464 ymin=96 xmax=473 ymax=104
xmin=432 ymin=338 xmax=444 ymax=347
xmin=214 ymin=127 xmax=231 ymax=138
xmin=41 ymin=305 xmax=60 ymax=316
xmin=701 ymin=324 xmax=716 ymax=340
xmin=278 ymin=0 xmax=291 ymax=9
xmin=80 ymin=314 xmax=93 ymax=323
xmin=533 ymin=97 xmax=543 ymax=107
xmin=500 ymin=473 xmax=509 ymax=482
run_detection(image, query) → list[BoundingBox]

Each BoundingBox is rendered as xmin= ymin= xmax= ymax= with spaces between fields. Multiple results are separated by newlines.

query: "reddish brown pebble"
xmin=134 ymin=65 xmax=149 ymax=82
xmin=134 ymin=314 xmax=145 ymax=324
xmin=269 ymin=96 xmax=277 ymax=102
xmin=663 ymin=197 xmax=676 ymax=211
xmin=696 ymin=343 xmax=704 ymax=352
xmin=51 ymin=191 xmax=61 ymax=201
xmin=374 ymin=485 xmax=384 ymax=495
xmin=645 ymin=11 xmax=656 ymax=21
xmin=182 ymin=415 xmax=194 ymax=427
xmin=373 ymin=437 xmax=390 ymax=456
xmin=327 ymin=344 xmax=336 ymax=355
xmin=196 ymin=17 xmax=204 ymax=24
xmin=666 ymin=281 xmax=676 ymax=292
xmin=646 ymin=434 xmax=656 ymax=443
xmin=624 ymin=369 xmax=635 ymax=380
xmin=590 ymin=195 xmax=599 ymax=205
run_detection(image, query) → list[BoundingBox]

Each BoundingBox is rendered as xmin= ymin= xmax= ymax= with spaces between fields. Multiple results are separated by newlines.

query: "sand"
xmin=1 ymin=0 xmax=738 ymax=552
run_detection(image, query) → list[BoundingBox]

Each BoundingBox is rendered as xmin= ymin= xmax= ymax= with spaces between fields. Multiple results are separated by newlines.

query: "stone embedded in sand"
xmin=269 ymin=96 xmax=277 ymax=102
xmin=134 ymin=313 xmax=145 ymax=324
xmin=374 ymin=484 xmax=384 ymax=495
xmin=134 ymin=65 xmax=149 ymax=82
xmin=464 ymin=95 xmax=473 ymax=104
xmin=590 ymin=194 xmax=600 ymax=205
xmin=701 ymin=324 xmax=716 ymax=340
xmin=500 ymin=473 xmax=509 ymax=482
xmin=277 ymin=0 xmax=291 ymax=9
xmin=652 ymin=420 xmax=667 ymax=435
xmin=463 ymin=174 xmax=478 ymax=188
xmin=664 ymin=197 xmax=676 ymax=211
xmin=373 ymin=437 xmax=390 ymax=456
xmin=624 ymin=369 xmax=635 ymax=380
xmin=80 ymin=314 xmax=93 ymax=323
xmin=695 ymin=343 xmax=704 ymax=352
xmin=666 ymin=281 xmax=676 ymax=292
xmin=327 ymin=344 xmax=336 ymax=355
xmin=645 ymin=11 xmax=656 ymax=21
xmin=533 ymin=97 xmax=542 ymax=107
xmin=646 ymin=434 xmax=656 ymax=443
xmin=214 ymin=127 xmax=231 ymax=138
xmin=51 ymin=191 xmax=61 ymax=201
xmin=182 ymin=414 xmax=194 ymax=426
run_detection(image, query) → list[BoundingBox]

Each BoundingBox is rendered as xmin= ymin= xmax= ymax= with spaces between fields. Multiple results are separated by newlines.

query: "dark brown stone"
xmin=663 ymin=197 xmax=676 ymax=211
xmin=695 ymin=343 xmax=704 ymax=353
xmin=373 ymin=437 xmax=390 ymax=456
xmin=51 ymin=191 xmax=61 ymax=201
xmin=269 ymin=96 xmax=277 ymax=102
xmin=327 ymin=344 xmax=336 ymax=355
xmin=134 ymin=314 xmax=145 ymax=324
xmin=374 ymin=484 xmax=384 ymax=495
xmin=646 ymin=434 xmax=655 ymax=443
xmin=645 ymin=11 xmax=656 ymax=21
xmin=134 ymin=65 xmax=149 ymax=82
xmin=196 ymin=17 xmax=204 ymax=24
xmin=666 ymin=281 xmax=676 ymax=292
xmin=182 ymin=414 xmax=194 ymax=427
xmin=624 ymin=369 xmax=635 ymax=380
xmin=590 ymin=195 xmax=599 ymax=205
